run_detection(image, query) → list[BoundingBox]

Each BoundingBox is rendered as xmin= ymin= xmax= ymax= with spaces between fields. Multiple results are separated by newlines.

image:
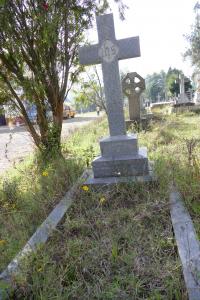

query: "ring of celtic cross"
xmin=122 ymin=72 xmax=145 ymax=97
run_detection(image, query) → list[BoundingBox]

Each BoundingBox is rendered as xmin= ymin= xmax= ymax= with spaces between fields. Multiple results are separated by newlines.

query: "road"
xmin=0 ymin=112 xmax=99 ymax=175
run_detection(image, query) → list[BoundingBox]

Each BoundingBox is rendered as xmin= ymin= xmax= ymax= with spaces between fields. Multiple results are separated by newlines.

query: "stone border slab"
xmin=0 ymin=170 xmax=89 ymax=284
xmin=170 ymin=186 xmax=200 ymax=300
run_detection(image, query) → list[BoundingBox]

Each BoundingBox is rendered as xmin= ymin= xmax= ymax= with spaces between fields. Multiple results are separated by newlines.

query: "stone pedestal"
xmin=91 ymin=134 xmax=149 ymax=180
xmin=125 ymin=114 xmax=153 ymax=131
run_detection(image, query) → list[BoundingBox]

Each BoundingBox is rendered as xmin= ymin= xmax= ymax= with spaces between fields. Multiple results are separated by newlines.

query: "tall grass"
xmin=1 ymin=111 xmax=200 ymax=298
xmin=0 ymin=117 xmax=108 ymax=272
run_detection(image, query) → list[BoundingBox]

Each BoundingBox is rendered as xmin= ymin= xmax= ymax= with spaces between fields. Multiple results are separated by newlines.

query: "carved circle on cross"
xmin=122 ymin=72 xmax=145 ymax=97
xmin=98 ymin=40 xmax=119 ymax=63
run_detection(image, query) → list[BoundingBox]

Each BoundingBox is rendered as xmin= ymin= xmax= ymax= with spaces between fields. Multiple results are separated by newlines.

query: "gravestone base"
xmin=93 ymin=147 xmax=148 ymax=178
xmin=126 ymin=114 xmax=153 ymax=130
xmin=85 ymin=162 xmax=154 ymax=186
xmin=84 ymin=133 xmax=154 ymax=186
xmin=178 ymin=93 xmax=190 ymax=104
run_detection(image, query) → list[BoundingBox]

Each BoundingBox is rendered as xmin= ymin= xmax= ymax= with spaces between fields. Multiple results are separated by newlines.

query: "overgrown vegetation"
xmin=0 ymin=117 xmax=107 ymax=273
xmin=139 ymin=112 xmax=200 ymax=240
xmin=1 ymin=111 xmax=200 ymax=298
xmin=12 ymin=182 xmax=186 ymax=299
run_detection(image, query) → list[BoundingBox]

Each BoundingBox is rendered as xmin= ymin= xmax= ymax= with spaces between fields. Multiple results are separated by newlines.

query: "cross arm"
xmin=117 ymin=36 xmax=140 ymax=60
xmin=79 ymin=44 xmax=100 ymax=66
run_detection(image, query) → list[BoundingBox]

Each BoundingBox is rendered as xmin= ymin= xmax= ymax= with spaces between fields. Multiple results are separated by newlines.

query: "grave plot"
xmin=2 ymin=111 xmax=200 ymax=299
xmin=7 ymin=182 xmax=187 ymax=299
xmin=1 ymin=9 xmax=200 ymax=293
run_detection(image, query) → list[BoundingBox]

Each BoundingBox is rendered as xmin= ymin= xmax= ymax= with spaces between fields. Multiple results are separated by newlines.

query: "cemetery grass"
xmin=1 ymin=112 xmax=200 ymax=299
xmin=0 ymin=116 xmax=108 ymax=273
xmin=139 ymin=111 xmax=200 ymax=240
xmin=13 ymin=181 xmax=186 ymax=300
xmin=10 ymin=112 xmax=200 ymax=299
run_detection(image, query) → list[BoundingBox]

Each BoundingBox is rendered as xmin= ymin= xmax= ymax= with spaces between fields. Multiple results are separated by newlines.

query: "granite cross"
xmin=79 ymin=13 xmax=140 ymax=136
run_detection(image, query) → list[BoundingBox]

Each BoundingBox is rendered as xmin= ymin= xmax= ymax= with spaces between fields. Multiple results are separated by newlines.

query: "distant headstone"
xmin=79 ymin=13 xmax=151 ymax=183
xmin=122 ymin=72 xmax=145 ymax=123
xmin=156 ymin=94 xmax=161 ymax=102
xmin=178 ymin=74 xmax=190 ymax=104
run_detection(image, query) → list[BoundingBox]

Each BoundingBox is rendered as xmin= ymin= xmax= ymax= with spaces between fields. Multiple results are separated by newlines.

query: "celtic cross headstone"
xmin=122 ymin=72 xmax=145 ymax=122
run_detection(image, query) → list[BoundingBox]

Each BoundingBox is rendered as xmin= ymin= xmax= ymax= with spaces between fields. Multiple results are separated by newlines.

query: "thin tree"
xmin=0 ymin=0 xmax=126 ymax=157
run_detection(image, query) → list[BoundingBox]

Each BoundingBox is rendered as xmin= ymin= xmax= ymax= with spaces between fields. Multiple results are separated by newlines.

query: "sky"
xmin=85 ymin=0 xmax=198 ymax=79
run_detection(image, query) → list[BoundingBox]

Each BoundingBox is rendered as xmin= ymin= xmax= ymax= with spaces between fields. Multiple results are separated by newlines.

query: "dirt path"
xmin=0 ymin=112 xmax=99 ymax=175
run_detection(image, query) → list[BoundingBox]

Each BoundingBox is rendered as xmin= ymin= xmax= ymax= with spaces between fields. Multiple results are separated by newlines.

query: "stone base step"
xmin=85 ymin=164 xmax=155 ymax=185
xmin=92 ymin=147 xmax=149 ymax=178
xmin=100 ymin=134 xmax=138 ymax=157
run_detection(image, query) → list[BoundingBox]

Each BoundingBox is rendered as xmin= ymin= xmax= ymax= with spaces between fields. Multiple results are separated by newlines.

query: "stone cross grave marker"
xmin=79 ymin=13 xmax=140 ymax=136
xmin=122 ymin=72 xmax=145 ymax=122
xmin=79 ymin=13 xmax=150 ymax=182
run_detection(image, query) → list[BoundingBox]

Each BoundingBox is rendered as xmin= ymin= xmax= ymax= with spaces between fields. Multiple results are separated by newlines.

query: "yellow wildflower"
xmin=82 ymin=185 xmax=89 ymax=191
xmin=99 ymin=197 xmax=106 ymax=204
xmin=42 ymin=171 xmax=49 ymax=177
xmin=37 ymin=267 xmax=43 ymax=272
xmin=0 ymin=240 xmax=6 ymax=246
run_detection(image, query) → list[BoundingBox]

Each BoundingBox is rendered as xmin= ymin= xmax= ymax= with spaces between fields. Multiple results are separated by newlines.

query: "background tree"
xmin=144 ymin=68 xmax=193 ymax=101
xmin=0 ymin=0 xmax=126 ymax=157
xmin=165 ymin=68 xmax=180 ymax=97
xmin=166 ymin=68 xmax=192 ymax=97
xmin=185 ymin=3 xmax=200 ymax=70
xmin=145 ymin=71 xmax=166 ymax=102
xmin=73 ymin=67 xmax=107 ymax=113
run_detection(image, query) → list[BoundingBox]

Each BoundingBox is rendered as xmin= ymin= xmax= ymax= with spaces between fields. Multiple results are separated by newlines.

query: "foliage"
xmin=145 ymin=70 xmax=166 ymax=102
xmin=0 ymin=116 xmax=107 ymax=273
xmin=145 ymin=69 xmax=192 ymax=101
xmin=0 ymin=0 xmax=126 ymax=156
xmin=185 ymin=9 xmax=200 ymax=69
xmin=166 ymin=68 xmax=192 ymax=97
xmin=165 ymin=68 xmax=180 ymax=97
xmin=73 ymin=67 xmax=107 ymax=113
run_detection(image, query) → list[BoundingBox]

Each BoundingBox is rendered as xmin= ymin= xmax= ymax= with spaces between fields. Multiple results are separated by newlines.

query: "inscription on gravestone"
xmin=98 ymin=40 xmax=119 ymax=63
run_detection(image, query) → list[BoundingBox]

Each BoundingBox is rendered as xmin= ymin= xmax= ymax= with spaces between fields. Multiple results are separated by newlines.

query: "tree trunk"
xmin=37 ymin=99 xmax=64 ymax=159
xmin=52 ymin=100 xmax=63 ymax=150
